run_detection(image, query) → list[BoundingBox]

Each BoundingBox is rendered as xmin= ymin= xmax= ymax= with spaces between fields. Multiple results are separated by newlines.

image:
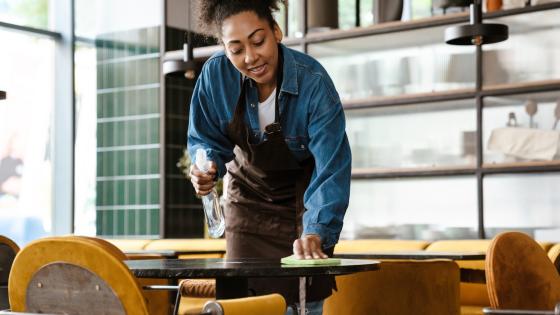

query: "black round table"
xmin=126 ymin=257 xmax=380 ymax=313
xmin=126 ymin=257 xmax=380 ymax=280
xmin=334 ymin=250 xmax=485 ymax=260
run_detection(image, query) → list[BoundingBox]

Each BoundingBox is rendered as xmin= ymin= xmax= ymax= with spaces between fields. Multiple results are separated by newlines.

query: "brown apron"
xmin=224 ymin=49 xmax=335 ymax=305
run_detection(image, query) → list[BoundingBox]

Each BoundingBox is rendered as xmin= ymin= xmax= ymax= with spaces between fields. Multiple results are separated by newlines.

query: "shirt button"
xmin=300 ymin=144 xmax=305 ymax=149
xmin=251 ymin=103 xmax=255 ymax=108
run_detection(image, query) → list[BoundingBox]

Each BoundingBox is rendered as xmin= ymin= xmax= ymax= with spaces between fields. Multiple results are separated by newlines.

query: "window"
xmin=0 ymin=29 xmax=55 ymax=245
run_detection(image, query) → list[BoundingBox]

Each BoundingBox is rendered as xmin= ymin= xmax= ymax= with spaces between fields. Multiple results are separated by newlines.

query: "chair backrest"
xmin=0 ymin=236 xmax=19 ymax=283
xmin=0 ymin=236 xmax=19 ymax=310
xmin=426 ymin=239 xmax=492 ymax=307
xmin=486 ymin=232 xmax=560 ymax=310
xmin=548 ymin=244 xmax=560 ymax=274
xmin=323 ymin=259 xmax=461 ymax=315
xmin=202 ymin=294 xmax=286 ymax=315
xmin=8 ymin=236 xmax=150 ymax=315
xmin=68 ymin=236 xmax=170 ymax=315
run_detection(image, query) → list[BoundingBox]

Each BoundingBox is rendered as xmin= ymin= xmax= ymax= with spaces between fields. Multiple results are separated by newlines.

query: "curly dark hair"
xmin=196 ymin=0 xmax=286 ymax=38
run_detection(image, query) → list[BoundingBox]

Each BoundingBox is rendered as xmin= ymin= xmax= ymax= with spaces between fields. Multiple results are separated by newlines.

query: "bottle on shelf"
xmin=487 ymin=0 xmax=503 ymax=11
xmin=506 ymin=112 xmax=518 ymax=127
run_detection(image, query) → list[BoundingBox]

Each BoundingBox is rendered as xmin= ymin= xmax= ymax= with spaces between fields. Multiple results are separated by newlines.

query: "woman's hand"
xmin=292 ymin=234 xmax=328 ymax=259
xmin=189 ymin=162 xmax=217 ymax=196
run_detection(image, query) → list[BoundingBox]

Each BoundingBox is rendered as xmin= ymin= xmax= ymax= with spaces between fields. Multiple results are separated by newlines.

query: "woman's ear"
xmin=273 ymin=22 xmax=283 ymax=43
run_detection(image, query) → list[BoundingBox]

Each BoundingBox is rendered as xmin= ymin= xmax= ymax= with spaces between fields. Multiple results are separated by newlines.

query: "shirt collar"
xmin=279 ymin=44 xmax=299 ymax=96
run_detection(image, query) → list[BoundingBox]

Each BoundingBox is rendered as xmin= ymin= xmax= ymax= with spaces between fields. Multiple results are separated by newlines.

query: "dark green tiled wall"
xmin=96 ymin=25 xmax=219 ymax=238
xmin=96 ymin=178 xmax=159 ymax=206
xmin=161 ymin=26 xmax=218 ymax=238
xmin=97 ymin=149 xmax=159 ymax=176
xmin=96 ymin=118 xmax=159 ymax=147
xmin=97 ymin=208 xmax=159 ymax=237
xmin=96 ymin=26 xmax=161 ymax=238
xmin=97 ymin=88 xmax=159 ymax=118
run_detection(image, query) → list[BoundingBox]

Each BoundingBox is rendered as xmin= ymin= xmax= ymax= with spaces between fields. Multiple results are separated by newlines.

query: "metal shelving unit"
xmin=166 ymin=2 xmax=560 ymax=240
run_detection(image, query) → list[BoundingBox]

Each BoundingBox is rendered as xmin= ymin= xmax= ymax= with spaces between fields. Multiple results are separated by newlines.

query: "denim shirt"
xmin=187 ymin=44 xmax=351 ymax=249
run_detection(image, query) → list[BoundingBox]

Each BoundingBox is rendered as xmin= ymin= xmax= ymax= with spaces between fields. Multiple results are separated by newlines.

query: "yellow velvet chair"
xmin=200 ymin=294 xmax=286 ymax=315
xmin=144 ymin=238 xmax=227 ymax=259
xmin=426 ymin=240 xmax=492 ymax=315
xmin=485 ymin=232 xmax=560 ymax=312
xmin=107 ymin=238 xmax=153 ymax=251
xmin=0 ymin=235 xmax=19 ymax=310
xmin=176 ymin=282 xmax=285 ymax=315
xmin=334 ymin=239 xmax=430 ymax=253
xmin=70 ymin=236 xmax=170 ymax=315
xmin=426 ymin=239 xmax=555 ymax=315
xmin=548 ymin=243 xmax=560 ymax=273
xmin=8 ymin=236 xmax=151 ymax=314
xmin=178 ymin=279 xmax=216 ymax=315
xmin=323 ymin=259 xmax=461 ymax=315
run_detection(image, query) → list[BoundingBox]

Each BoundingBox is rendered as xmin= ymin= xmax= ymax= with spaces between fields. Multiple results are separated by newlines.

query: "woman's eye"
xmin=231 ymin=49 xmax=242 ymax=55
xmin=254 ymin=40 xmax=264 ymax=46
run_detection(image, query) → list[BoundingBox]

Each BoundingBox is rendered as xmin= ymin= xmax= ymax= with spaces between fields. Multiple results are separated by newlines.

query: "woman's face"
xmin=221 ymin=11 xmax=283 ymax=88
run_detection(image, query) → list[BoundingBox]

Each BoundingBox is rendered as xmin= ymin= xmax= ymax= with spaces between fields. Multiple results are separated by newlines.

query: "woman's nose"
xmin=244 ymin=47 xmax=257 ymax=64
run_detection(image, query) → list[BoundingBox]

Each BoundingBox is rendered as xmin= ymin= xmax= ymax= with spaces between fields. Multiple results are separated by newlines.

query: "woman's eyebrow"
xmin=226 ymin=28 xmax=265 ymax=45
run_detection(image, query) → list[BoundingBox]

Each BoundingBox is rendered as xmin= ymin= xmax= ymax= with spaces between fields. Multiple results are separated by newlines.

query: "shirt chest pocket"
xmin=285 ymin=136 xmax=310 ymax=161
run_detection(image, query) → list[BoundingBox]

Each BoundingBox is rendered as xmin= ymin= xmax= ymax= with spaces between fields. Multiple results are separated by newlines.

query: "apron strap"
xmin=273 ymin=45 xmax=284 ymax=124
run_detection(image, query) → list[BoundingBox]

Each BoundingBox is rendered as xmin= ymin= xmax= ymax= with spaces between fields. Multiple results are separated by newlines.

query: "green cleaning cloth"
xmin=281 ymin=255 xmax=341 ymax=266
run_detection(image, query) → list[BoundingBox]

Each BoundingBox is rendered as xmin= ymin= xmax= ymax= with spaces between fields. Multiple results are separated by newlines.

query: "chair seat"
xmin=323 ymin=260 xmax=461 ymax=315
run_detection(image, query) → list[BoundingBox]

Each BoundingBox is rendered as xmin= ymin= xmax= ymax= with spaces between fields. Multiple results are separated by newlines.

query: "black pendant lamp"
xmin=162 ymin=31 xmax=197 ymax=79
xmin=445 ymin=0 xmax=508 ymax=45
xmin=162 ymin=0 xmax=197 ymax=79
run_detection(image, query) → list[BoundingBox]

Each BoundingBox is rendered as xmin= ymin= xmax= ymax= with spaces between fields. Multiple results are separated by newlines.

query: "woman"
xmin=187 ymin=1 xmax=351 ymax=314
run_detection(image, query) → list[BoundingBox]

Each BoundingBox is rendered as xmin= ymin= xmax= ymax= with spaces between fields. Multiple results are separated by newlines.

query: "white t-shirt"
xmin=258 ymin=88 xmax=276 ymax=133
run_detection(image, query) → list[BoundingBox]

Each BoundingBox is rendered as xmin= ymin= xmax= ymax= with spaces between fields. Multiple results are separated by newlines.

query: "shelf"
xmin=305 ymin=12 xmax=469 ymax=44
xmin=481 ymin=80 xmax=560 ymax=97
xmin=178 ymin=2 xmax=560 ymax=63
xmin=165 ymin=45 xmax=223 ymax=62
xmin=0 ymin=90 xmax=5 ymax=100
xmin=484 ymin=1 xmax=560 ymax=20
xmin=306 ymin=2 xmax=560 ymax=44
xmin=351 ymin=161 xmax=560 ymax=179
xmin=482 ymin=160 xmax=560 ymax=174
xmin=342 ymin=88 xmax=476 ymax=110
xmin=352 ymin=165 xmax=476 ymax=179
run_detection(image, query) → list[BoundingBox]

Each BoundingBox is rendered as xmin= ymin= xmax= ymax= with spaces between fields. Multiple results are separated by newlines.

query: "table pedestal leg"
xmin=299 ymin=277 xmax=306 ymax=315
xmin=215 ymin=277 xmax=248 ymax=299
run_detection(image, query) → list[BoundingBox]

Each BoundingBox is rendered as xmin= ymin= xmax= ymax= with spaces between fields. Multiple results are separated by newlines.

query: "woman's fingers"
xmin=189 ymin=163 xmax=217 ymax=195
xmin=292 ymin=234 xmax=328 ymax=259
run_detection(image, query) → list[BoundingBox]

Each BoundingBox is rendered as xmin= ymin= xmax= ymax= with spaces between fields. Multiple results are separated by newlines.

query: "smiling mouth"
xmin=248 ymin=64 xmax=266 ymax=75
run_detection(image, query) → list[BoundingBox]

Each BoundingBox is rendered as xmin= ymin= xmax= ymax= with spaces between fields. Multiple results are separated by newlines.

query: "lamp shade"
xmin=163 ymin=31 xmax=198 ymax=79
xmin=162 ymin=59 xmax=197 ymax=78
xmin=445 ymin=1 xmax=508 ymax=46
xmin=445 ymin=23 xmax=508 ymax=45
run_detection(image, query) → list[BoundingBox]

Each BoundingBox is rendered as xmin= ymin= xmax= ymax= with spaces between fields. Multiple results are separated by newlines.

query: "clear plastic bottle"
xmin=195 ymin=149 xmax=225 ymax=238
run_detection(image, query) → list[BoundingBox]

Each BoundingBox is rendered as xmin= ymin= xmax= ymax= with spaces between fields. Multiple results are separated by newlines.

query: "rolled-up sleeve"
xmin=302 ymin=76 xmax=352 ymax=249
xmin=187 ymin=63 xmax=234 ymax=178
